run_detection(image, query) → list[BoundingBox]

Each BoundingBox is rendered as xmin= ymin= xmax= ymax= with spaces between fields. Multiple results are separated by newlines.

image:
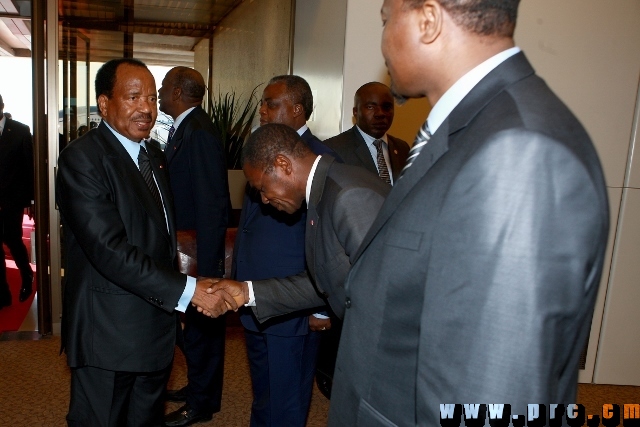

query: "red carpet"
xmin=0 ymin=215 xmax=37 ymax=332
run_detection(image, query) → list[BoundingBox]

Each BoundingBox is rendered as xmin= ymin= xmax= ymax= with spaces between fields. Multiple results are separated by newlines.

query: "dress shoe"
xmin=164 ymin=405 xmax=212 ymax=427
xmin=18 ymin=272 xmax=34 ymax=303
xmin=165 ymin=385 xmax=187 ymax=402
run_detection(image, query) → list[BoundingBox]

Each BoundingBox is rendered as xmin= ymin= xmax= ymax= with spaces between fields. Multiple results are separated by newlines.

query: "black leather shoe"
xmin=18 ymin=272 xmax=34 ymax=302
xmin=165 ymin=385 xmax=187 ymax=402
xmin=164 ymin=405 xmax=212 ymax=427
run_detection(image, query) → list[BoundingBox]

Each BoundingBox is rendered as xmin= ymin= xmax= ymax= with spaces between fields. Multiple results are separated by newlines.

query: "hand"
xmin=190 ymin=277 xmax=236 ymax=318
xmin=205 ymin=279 xmax=249 ymax=309
xmin=309 ymin=315 xmax=331 ymax=332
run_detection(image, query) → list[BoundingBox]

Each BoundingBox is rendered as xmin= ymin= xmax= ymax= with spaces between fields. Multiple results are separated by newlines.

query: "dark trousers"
xmin=245 ymin=329 xmax=321 ymax=427
xmin=0 ymin=204 xmax=31 ymax=291
xmin=182 ymin=304 xmax=226 ymax=414
xmin=67 ymin=365 xmax=171 ymax=427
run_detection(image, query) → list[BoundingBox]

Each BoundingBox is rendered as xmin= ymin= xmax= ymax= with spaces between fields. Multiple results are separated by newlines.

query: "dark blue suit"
xmin=165 ymin=106 xmax=230 ymax=416
xmin=233 ymin=128 xmax=333 ymax=426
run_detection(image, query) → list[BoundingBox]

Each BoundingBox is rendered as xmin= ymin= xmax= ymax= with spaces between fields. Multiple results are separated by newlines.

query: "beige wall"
xmin=292 ymin=0 xmax=348 ymax=140
xmin=515 ymin=0 xmax=640 ymax=386
xmin=342 ymin=0 xmax=429 ymax=143
xmin=207 ymin=0 xmax=294 ymax=119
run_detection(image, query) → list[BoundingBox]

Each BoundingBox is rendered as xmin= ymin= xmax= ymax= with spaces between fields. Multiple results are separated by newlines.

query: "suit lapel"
xmin=165 ymin=108 xmax=198 ymax=164
xmin=306 ymin=156 xmax=332 ymax=280
xmin=387 ymin=136 xmax=405 ymax=180
xmin=148 ymin=147 xmax=175 ymax=246
xmin=352 ymin=127 xmax=378 ymax=175
xmin=97 ymin=123 xmax=171 ymax=242
xmin=353 ymin=53 xmax=536 ymax=262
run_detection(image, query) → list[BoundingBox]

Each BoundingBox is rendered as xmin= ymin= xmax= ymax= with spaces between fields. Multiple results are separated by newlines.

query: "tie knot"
xmin=373 ymin=139 xmax=384 ymax=150
xmin=168 ymin=126 xmax=176 ymax=141
xmin=139 ymin=145 xmax=149 ymax=159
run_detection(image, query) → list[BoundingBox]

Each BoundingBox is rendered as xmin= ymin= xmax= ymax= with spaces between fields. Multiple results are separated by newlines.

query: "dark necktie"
xmin=164 ymin=126 xmax=176 ymax=152
xmin=400 ymin=121 xmax=431 ymax=177
xmin=138 ymin=146 xmax=164 ymax=213
xmin=373 ymin=139 xmax=392 ymax=185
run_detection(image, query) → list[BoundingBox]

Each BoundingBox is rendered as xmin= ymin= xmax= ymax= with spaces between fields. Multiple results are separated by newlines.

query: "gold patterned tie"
xmin=373 ymin=139 xmax=392 ymax=185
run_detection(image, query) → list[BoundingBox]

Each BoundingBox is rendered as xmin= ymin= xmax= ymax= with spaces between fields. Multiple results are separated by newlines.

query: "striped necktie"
xmin=138 ymin=146 xmax=164 ymax=214
xmin=400 ymin=121 xmax=431 ymax=177
xmin=373 ymin=139 xmax=392 ymax=185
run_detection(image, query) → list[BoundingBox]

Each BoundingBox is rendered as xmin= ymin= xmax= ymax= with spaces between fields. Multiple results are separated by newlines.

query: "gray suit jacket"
xmin=252 ymin=155 xmax=389 ymax=321
xmin=323 ymin=126 xmax=409 ymax=183
xmin=328 ymin=53 xmax=609 ymax=426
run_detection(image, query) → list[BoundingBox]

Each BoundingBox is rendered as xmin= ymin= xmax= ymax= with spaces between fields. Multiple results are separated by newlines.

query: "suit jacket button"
xmin=345 ymin=297 xmax=351 ymax=309
xmin=242 ymin=228 xmax=249 ymax=233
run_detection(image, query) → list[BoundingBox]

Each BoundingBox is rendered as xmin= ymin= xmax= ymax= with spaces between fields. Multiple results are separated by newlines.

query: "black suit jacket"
xmin=0 ymin=118 xmax=33 ymax=208
xmin=251 ymin=155 xmax=389 ymax=321
xmin=56 ymin=121 xmax=187 ymax=372
xmin=165 ymin=106 xmax=229 ymax=277
xmin=323 ymin=126 xmax=409 ymax=183
xmin=328 ymin=52 xmax=609 ymax=426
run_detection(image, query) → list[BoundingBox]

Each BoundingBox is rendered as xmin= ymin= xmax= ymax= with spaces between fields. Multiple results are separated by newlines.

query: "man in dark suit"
xmin=232 ymin=75 xmax=335 ymax=426
xmin=0 ymin=95 xmax=34 ymax=308
xmin=319 ymin=81 xmax=410 ymax=397
xmin=159 ymin=66 xmax=230 ymax=427
xmin=206 ymin=121 xmax=388 ymax=346
xmin=324 ymin=82 xmax=409 ymax=185
xmin=327 ymin=1 xmax=610 ymax=425
xmin=56 ymin=58 xmax=234 ymax=426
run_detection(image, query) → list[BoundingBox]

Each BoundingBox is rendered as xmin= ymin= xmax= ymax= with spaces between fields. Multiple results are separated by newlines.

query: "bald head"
xmin=353 ymin=82 xmax=395 ymax=139
xmin=158 ymin=66 xmax=206 ymax=119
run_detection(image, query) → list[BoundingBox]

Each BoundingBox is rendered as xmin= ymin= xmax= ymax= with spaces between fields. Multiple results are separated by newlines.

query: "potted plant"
xmin=207 ymin=86 xmax=260 ymax=209
xmin=208 ymin=86 xmax=260 ymax=169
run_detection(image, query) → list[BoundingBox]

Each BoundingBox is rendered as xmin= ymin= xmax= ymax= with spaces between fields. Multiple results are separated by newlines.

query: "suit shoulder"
xmin=329 ymin=161 xmax=390 ymax=197
xmin=7 ymin=119 xmax=31 ymax=134
xmin=184 ymin=109 xmax=222 ymax=139
xmin=388 ymin=134 xmax=409 ymax=149
xmin=323 ymin=129 xmax=356 ymax=148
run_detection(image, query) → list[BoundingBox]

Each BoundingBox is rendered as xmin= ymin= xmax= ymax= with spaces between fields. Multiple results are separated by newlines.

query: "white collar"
xmin=356 ymin=125 xmax=388 ymax=147
xmin=172 ymin=106 xmax=197 ymax=130
xmin=305 ymin=155 xmax=322 ymax=204
xmin=297 ymin=124 xmax=309 ymax=136
xmin=427 ymin=47 xmax=521 ymax=134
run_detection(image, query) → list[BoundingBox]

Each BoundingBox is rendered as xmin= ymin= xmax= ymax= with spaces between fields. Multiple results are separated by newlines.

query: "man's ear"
xmin=292 ymin=103 xmax=304 ymax=119
xmin=419 ymin=0 xmax=443 ymax=45
xmin=173 ymin=86 xmax=182 ymax=101
xmin=97 ymin=94 xmax=109 ymax=117
xmin=274 ymin=154 xmax=293 ymax=175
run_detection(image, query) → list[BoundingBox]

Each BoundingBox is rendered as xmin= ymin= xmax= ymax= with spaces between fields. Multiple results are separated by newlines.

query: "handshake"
xmin=190 ymin=278 xmax=250 ymax=318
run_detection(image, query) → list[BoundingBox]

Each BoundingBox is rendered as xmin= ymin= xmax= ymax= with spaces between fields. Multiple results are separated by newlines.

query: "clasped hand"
xmin=190 ymin=278 xmax=249 ymax=318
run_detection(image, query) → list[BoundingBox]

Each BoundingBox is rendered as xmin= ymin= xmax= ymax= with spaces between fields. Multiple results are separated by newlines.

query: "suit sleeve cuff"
xmin=175 ymin=276 xmax=196 ymax=312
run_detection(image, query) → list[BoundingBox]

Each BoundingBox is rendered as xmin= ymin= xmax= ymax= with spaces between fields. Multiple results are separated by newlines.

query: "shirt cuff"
xmin=312 ymin=313 xmax=329 ymax=319
xmin=175 ymin=275 xmax=196 ymax=312
xmin=246 ymin=281 xmax=256 ymax=306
